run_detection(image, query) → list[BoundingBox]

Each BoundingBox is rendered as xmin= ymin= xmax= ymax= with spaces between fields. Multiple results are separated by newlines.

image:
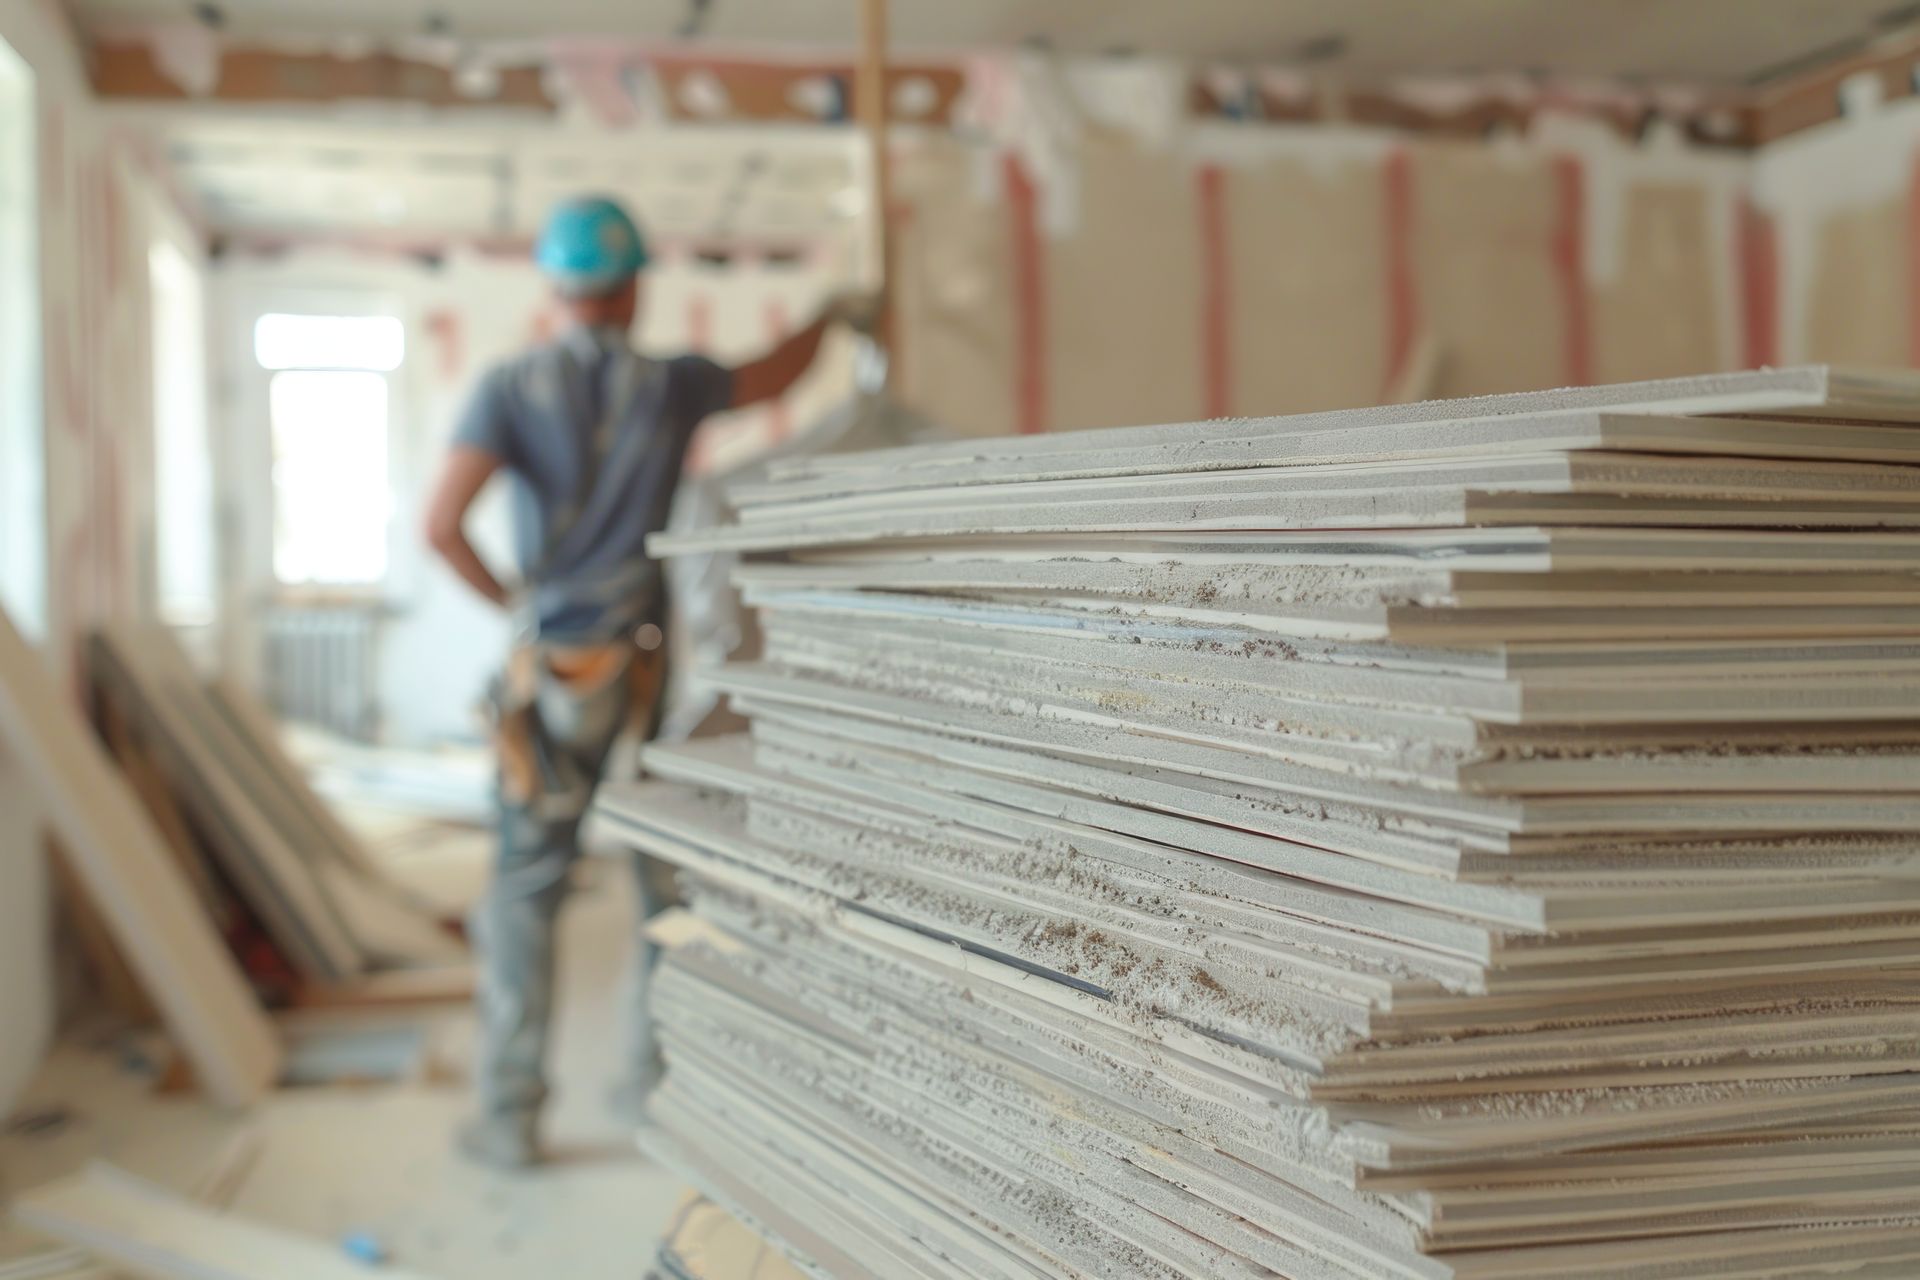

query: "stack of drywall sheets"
xmin=590 ymin=366 xmax=1920 ymax=1280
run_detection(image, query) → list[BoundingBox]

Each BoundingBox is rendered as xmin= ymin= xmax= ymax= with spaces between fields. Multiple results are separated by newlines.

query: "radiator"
xmin=263 ymin=605 xmax=380 ymax=741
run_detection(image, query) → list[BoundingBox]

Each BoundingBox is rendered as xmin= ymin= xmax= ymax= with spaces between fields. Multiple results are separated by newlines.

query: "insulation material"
xmin=1591 ymin=183 xmax=1724 ymax=384
xmin=1224 ymin=153 xmax=1388 ymax=415
xmin=1044 ymin=133 xmax=1204 ymax=431
xmin=1804 ymin=198 xmax=1910 ymax=368
xmin=1411 ymin=144 xmax=1567 ymax=397
xmin=890 ymin=136 xmax=1017 ymax=439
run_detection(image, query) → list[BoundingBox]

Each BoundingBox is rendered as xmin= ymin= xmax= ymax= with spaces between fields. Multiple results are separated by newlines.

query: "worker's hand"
xmin=825 ymin=289 xmax=885 ymax=336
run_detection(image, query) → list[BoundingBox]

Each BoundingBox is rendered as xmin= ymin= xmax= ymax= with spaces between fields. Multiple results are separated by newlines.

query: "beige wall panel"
xmin=892 ymin=136 xmax=1018 ymax=439
xmin=1804 ymin=200 xmax=1908 ymax=369
xmin=1227 ymin=156 xmax=1388 ymax=416
xmin=1046 ymin=134 xmax=1204 ymax=432
xmin=1412 ymin=145 xmax=1565 ymax=398
xmin=1592 ymin=183 xmax=1722 ymax=385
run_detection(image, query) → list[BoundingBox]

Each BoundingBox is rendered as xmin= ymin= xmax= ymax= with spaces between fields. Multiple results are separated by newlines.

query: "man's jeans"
xmin=469 ymin=641 xmax=670 ymax=1123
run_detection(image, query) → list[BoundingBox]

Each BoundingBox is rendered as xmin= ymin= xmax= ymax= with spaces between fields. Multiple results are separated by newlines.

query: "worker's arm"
xmin=423 ymin=445 xmax=510 ymax=609
xmin=728 ymin=291 xmax=881 ymax=410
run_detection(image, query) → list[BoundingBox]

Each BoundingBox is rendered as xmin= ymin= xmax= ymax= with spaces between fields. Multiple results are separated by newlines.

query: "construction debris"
xmin=11 ymin=1161 xmax=440 ymax=1280
xmin=0 ymin=610 xmax=281 ymax=1109
xmin=90 ymin=625 xmax=464 ymax=988
xmin=596 ymin=365 xmax=1920 ymax=1278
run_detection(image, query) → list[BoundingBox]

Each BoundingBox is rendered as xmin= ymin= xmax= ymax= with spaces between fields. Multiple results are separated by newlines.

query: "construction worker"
xmin=424 ymin=194 xmax=873 ymax=1169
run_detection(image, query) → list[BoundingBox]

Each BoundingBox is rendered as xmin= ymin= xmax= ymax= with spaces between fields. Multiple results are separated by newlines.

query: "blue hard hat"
xmin=535 ymin=196 xmax=649 ymax=294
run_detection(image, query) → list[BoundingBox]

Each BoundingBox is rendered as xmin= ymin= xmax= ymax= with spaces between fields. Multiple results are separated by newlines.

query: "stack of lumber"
xmin=89 ymin=624 xmax=463 ymax=986
xmin=0 ymin=611 xmax=466 ymax=1106
xmin=589 ymin=366 xmax=1920 ymax=1279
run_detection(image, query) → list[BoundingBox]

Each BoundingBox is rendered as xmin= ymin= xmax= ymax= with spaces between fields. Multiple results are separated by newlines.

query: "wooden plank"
xmin=204 ymin=679 xmax=387 ymax=882
xmin=197 ymin=660 xmax=462 ymax=969
xmin=92 ymin=627 xmax=364 ymax=981
xmin=10 ymin=1162 xmax=439 ymax=1280
xmin=95 ymin=690 xmax=230 ymax=923
xmin=0 ymin=610 xmax=279 ymax=1107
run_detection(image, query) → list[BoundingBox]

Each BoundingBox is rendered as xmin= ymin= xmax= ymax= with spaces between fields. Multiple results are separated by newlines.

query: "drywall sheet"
xmin=0 ymin=610 xmax=279 ymax=1107
xmin=1412 ymin=144 xmax=1565 ymax=398
xmin=1227 ymin=154 xmax=1387 ymax=416
xmin=14 ymin=1162 xmax=439 ymax=1280
xmin=891 ymin=136 xmax=1017 ymax=439
xmin=1805 ymin=199 xmax=1909 ymax=370
xmin=1046 ymin=133 xmax=1205 ymax=431
xmin=1593 ymin=183 xmax=1722 ymax=385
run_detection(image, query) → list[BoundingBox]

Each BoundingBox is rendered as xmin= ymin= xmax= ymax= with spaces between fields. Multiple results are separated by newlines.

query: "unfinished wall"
xmin=1752 ymin=94 xmax=1920 ymax=369
xmin=886 ymin=115 xmax=1752 ymax=434
xmin=0 ymin=0 xmax=161 ymax=1120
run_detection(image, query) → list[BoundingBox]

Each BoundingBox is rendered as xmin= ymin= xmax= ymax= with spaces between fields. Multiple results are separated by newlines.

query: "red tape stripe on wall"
xmin=1004 ymin=152 xmax=1048 ymax=434
xmin=1197 ymin=164 xmax=1233 ymax=419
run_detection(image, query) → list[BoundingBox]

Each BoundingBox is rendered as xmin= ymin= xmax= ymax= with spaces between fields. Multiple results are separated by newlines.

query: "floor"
xmin=0 ymin=827 xmax=687 ymax=1278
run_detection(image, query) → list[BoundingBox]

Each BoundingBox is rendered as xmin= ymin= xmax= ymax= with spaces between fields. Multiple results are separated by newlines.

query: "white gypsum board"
xmin=0 ymin=611 xmax=280 ymax=1108
xmin=756 ymin=365 xmax=1858 ymax=484
xmin=736 ymin=738 xmax=1920 ymax=938
xmin=732 ymin=411 xmax=1920 ymax=508
xmin=654 ymin=935 xmax=1413 ymax=1280
xmin=1357 ymin=1131 xmax=1920 ymax=1190
xmin=736 ymin=450 xmax=1920 ymax=525
xmin=1029 ymin=593 xmax=1920 ymax=643
xmin=739 ymin=727 xmax=1920 ymax=951
xmin=93 ymin=626 xmax=364 ymax=981
xmin=790 ymin=526 xmax=1920 ymax=573
xmin=1435 ymin=1224 xmax=1920 ymax=1280
xmin=728 ymin=682 xmax=1920 ymax=835
xmin=745 ymin=704 xmax=1479 ymax=876
xmin=655 ymin=492 xmax=1920 ymax=555
xmin=658 ymin=959 xmax=1397 ymax=1280
xmin=594 ymin=783 xmax=1343 ymax=1087
xmin=649 ymin=734 xmax=1523 ymax=948
xmin=751 ymin=587 xmax=1920 ymax=680
xmin=1331 ymin=1073 xmax=1920 ymax=1169
xmin=738 ymin=558 xmax=1920 ymax=608
xmin=734 ymin=654 xmax=1920 ymax=800
xmin=760 ymin=611 xmax=1920 ymax=726
xmin=765 ymin=626 xmax=1920 ymax=765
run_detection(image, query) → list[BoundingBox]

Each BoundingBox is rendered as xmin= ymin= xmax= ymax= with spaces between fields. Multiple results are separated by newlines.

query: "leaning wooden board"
xmin=92 ymin=627 xmax=364 ymax=982
xmin=0 ymin=611 xmax=279 ymax=1107
xmin=13 ymin=1163 xmax=440 ymax=1280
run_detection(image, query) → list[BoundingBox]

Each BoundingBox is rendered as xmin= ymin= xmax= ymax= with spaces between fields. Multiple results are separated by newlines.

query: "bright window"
xmin=0 ymin=38 xmax=43 ymax=637
xmin=254 ymin=313 xmax=404 ymax=372
xmin=269 ymin=370 xmax=391 ymax=587
xmin=150 ymin=241 xmax=216 ymax=625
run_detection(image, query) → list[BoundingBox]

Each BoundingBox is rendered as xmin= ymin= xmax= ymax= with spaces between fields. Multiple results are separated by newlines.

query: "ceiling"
xmin=152 ymin=115 xmax=865 ymax=245
xmin=75 ymin=0 xmax=1911 ymax=87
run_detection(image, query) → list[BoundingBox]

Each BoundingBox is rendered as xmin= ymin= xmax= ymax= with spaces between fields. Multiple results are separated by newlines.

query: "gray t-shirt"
xmin=451 ymin=325 xmax=733 ymax=641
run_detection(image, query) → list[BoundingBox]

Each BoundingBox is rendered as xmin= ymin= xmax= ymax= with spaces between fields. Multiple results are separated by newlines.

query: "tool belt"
xmin=487 ymin=635 xmax=668 ymax=814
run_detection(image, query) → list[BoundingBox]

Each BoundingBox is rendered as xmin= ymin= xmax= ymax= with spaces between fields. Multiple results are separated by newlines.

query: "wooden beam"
xmin=89 ymin=41 xmax=555 ymax=111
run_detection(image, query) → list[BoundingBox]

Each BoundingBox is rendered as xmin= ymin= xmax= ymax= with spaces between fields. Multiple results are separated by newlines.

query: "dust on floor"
xmin=0 ymin=850 xmax=684 ymax=1279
